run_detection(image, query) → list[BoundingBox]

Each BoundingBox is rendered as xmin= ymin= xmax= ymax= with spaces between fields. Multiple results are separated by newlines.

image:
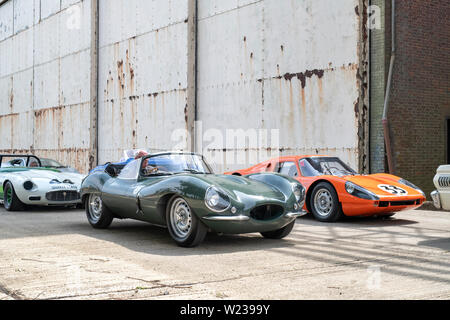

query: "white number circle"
xmin=378 ymin=184 xmax=408 ymax=196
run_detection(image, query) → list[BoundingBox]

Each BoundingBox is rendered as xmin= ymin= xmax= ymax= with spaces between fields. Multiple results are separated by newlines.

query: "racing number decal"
xmin=378 ymin=184 xmax=408 ymax=196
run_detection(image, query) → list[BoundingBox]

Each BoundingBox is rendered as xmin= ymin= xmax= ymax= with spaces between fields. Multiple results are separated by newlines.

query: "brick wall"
xmin=388 ymin=0 xmax=450 ymax=197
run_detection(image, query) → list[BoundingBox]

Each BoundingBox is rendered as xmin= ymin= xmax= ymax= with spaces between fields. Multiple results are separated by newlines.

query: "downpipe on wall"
xmin=382 ymin=0 xmax=396 ymax=174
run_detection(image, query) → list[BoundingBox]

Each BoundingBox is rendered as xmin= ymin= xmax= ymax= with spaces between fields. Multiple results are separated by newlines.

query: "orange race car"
xmin=225 ymin=155 xmax=426 ymax=222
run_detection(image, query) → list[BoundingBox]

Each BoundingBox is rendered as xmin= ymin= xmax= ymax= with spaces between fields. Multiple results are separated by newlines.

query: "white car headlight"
xmin=205 ymin=186 xmax=231 ymax=212
xmin=23 ymin=180 xmax=37 ymax=191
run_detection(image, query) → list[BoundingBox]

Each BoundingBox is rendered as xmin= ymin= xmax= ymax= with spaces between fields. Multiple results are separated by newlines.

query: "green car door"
xmin=100 ymin=160 xmax=144 ymax=219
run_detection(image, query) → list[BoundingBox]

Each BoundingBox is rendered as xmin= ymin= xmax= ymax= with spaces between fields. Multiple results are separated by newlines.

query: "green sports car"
xmin=80 ymin=152 xmax=307 ymax=247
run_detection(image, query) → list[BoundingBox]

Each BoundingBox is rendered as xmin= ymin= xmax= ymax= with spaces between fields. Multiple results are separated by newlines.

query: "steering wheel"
xmin=141 ymin=166 xmax=158 ymax=176
xmin=10 ymin=160 xmax=24 ymax=167
xmin=327 ymin=166 xmax=348 ymax=175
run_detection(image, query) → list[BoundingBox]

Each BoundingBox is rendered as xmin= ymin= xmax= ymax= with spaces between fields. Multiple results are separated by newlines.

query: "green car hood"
xmin=188 ymin=174 xmax=287 ymax=202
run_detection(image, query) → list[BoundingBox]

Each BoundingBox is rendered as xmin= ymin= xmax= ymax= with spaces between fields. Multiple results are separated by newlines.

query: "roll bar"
xmin=0 ymin=155 xmax=42 ymax=168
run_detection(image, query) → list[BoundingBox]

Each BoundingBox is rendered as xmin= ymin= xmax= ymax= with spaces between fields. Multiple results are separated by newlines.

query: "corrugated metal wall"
xmin=0 ymin=0 xmax=363 ymax=174
xmin=97 ymin=0 xmax=189 ymax=165
xmin=197 ymin=0 xmax=361 ymax=172
xmin=0 ymin=0 xmax=92 ymax=171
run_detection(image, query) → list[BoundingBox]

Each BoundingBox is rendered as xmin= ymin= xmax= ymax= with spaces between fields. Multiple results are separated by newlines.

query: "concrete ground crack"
xmin=0 ymin=283 xmax=25 ymax=300
xmin=21 ymin=258 xmax=56 ymax=264
xmin=127 ymin=277 xmax=193 ymax=289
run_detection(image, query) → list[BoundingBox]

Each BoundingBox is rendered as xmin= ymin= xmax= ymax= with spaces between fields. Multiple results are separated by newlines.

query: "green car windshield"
xmin=119 ymin=154 xmax=213 ymax=179
xmin=143 ymin=154 xmax=213 ymax=176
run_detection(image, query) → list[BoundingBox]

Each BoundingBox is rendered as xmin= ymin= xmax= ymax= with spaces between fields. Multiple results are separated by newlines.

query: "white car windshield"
xmin=41 ymin=158 xmax=64 ymax=168
xmin=0 ymin=156 xmax=39 ymax=168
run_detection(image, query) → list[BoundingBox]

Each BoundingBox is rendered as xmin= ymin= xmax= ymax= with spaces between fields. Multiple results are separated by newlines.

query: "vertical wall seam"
xmin=261 ymin=1 xmax=265 ymax=129
xmin=89 ymin=0 xmax=99 ymax=169
xmin=31 ymin=0 xmax=35 ymax=153
xmin=187 ymin=0 xmax=197 ymax=152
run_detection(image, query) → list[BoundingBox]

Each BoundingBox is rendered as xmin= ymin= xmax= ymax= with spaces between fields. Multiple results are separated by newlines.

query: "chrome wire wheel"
xmin=313 ymin=189 xmax=334 ymax=217
xmin=88 ymin=194 xmax=103 ymax=223
xmin=169 ymin=198 xmax=192 ymax=239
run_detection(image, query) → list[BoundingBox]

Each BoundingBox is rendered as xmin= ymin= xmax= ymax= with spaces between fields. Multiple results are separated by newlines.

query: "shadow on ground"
xmin=418 ymin=238 xmax=450 ymax=251
xmin=1 ymin=207 xmax=450 ymax=286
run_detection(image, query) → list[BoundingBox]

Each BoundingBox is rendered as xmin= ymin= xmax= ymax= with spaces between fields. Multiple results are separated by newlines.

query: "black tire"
xmin=3 ymin=182 xmax=25 ymax=211
xmin=261 ymin=220 xmax=295 ymax=239
xmin=309 ymin=182 xmax=343 ymax=222
xmin=76 ymin=202 xmax=85 ymax=210
xmin=85 ymin=194 xmax=114 ymax=229
xmin=166 ymin=195 xmax=207 ymax=247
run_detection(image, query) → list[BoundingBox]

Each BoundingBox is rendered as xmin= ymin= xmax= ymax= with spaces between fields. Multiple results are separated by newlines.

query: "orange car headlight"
xmin=398 ymin=179 xmax=425 ymax=196
xmin=345 ymin=182 xmax=379 ymax=201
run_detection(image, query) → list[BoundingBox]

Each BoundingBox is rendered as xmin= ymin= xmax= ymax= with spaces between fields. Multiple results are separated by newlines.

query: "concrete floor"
xmin=0 ymin=207 xmax=449 ymax=300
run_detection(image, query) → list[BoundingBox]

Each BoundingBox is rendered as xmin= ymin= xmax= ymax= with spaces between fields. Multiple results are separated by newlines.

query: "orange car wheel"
xmin=310 ymin=182 xmax=343 ymax=222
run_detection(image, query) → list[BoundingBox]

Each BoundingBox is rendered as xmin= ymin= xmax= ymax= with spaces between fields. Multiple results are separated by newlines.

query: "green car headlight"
xmin=205 ymin=186 xmax=231 ymax=212
xmin=292 ymin=183 xmax=306 ymax=207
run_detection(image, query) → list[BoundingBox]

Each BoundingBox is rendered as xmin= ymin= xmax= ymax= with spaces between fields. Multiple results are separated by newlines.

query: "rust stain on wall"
xmin=263 ymin=68 xmax=327 ymax=89
xmin=318 ymin=78 xmax=324 ymax=106
xmin=300 ymin=88 xmax=307 ymax=145
xmin=288 ymin=80 xmax=294 ymax=131
xmin=9 ymin=91 xmax=14 ymax=112
xmin=355 ymin=0 xmax=369 ymax=173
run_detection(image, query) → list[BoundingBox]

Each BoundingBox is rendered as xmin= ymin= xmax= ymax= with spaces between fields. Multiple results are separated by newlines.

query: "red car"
xmin=225 ymin=155 xmax=426 ymax=222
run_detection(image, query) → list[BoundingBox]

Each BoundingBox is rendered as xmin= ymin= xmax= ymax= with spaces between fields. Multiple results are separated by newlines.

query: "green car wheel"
xmin=86 ymin=194 xmax=114 ymax=229
xmin=3 ymin=181 xmax=25 ymax=211
xmin=166 ymin=195 xmax=207 ymax=247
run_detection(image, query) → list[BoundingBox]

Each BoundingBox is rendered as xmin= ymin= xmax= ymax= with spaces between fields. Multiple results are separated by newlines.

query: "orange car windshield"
xmin=299 ymin=157 xmax=357 ymax=177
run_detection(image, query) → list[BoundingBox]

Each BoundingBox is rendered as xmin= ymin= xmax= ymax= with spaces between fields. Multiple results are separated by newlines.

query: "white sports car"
xmin=0 ymin=155 xmax=84 ymax=211
xmin=431 ymin=165 xmax=450 ymax=211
